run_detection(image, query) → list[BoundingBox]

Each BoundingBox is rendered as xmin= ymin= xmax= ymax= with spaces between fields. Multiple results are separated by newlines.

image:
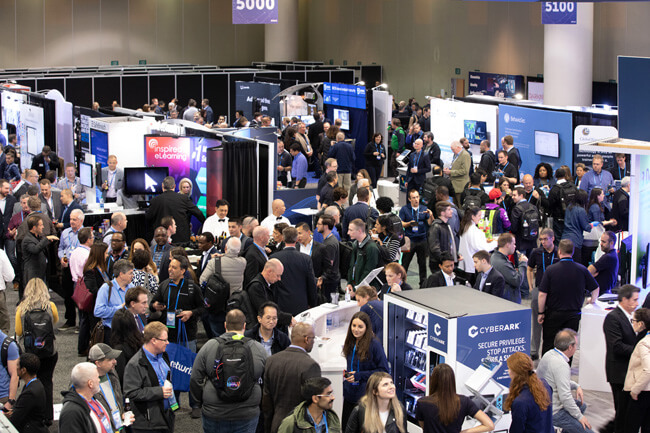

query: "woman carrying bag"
xmin=15 ymin=278 xmax=58 ymax=425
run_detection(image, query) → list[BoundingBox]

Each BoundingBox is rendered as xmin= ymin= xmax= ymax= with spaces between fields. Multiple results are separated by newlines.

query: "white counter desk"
xmin=579 ymin=299 xmax=618 ymax=392
xmin=296 ymin=301 xmax=360 ymax=417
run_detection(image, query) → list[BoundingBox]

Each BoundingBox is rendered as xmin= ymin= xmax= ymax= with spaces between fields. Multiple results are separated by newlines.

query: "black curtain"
xmin=223 ymin=139 xmax=258 ymax=218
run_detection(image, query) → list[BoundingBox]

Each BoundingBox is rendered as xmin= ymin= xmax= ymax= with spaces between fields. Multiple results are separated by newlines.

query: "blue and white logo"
xmin=428 ymin=313 xmax=448 ymax=352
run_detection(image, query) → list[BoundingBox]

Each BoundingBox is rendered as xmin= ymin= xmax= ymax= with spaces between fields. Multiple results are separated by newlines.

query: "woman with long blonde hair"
xmin=416 ymin=363 xmax=493 ymax=433
xmin=345 ymin=372 xmax=406 ymax=433
xmin=16 ymin=278 xmax=58 ymax=424
xmin=505 ymin=352 xmax=553 ymax=433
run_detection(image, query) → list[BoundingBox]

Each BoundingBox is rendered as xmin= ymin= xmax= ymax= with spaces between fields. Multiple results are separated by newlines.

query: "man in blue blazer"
xmin=57 ymin=188 xmax=83 ymax=230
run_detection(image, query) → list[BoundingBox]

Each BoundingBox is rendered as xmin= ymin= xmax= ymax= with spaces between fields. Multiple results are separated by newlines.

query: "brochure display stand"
xmin=384 ymin=286 xmax=531 ymax=432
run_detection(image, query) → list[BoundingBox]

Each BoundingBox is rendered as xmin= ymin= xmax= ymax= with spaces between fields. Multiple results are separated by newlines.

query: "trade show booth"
xmin=384 ymin=286 xmax=531 ymax=432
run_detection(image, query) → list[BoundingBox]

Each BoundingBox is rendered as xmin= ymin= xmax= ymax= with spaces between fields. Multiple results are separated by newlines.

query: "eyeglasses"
xmin=154 ymin=337 xmax=169 ymax=343
xmin=316 ymin=392 xmax=334 ymax=398
xmin=631 ymin=319 xmax=640 ymax=323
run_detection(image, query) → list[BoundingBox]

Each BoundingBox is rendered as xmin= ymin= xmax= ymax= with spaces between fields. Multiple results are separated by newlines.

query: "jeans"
xmin=553 ymin=400 xmax=595 ymax=433
xmin=202 ymin=415 xmax=258 ymax=433
xmin=503 ymin=286 xmax=522 ymax=304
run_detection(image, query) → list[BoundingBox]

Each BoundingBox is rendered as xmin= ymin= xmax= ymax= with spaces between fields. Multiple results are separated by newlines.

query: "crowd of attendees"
xmin=0 ymin=96 xmax=645 ymax=433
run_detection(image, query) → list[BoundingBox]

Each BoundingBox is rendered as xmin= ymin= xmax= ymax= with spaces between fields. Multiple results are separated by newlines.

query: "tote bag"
xmin=166 ymin=322 xmax=196 ymax=392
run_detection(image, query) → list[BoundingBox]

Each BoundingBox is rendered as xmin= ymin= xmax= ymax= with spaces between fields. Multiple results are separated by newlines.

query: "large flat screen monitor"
xmin=79 ymin=161 xmax=93 ymax=188
xmin=463 ymin=120 xmax=487 ymax=145
xmin=333 ymin=108 xmax=350 ymax=130
xmin=534 ymin=130 xmax=560 ymax=158
xmin=123 ymin=167 xmax=169 ymax=195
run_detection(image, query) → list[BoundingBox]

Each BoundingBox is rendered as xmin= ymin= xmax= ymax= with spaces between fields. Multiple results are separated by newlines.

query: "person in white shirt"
xmin=260 ymin=199 xmax=291 ymax=233
xmin=104 ymin=212 xmax=128 ymax=253
xmin=458 ymin=207 xmax=496 ymax=280
xmin=202 ymin=199 xmax=230 ymax=241
xmin=0 ymin=248 xmax=14 ymax=334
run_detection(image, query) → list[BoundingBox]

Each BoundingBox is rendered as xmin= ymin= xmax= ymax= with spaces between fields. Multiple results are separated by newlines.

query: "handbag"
xmin=71 ymin=278 xmax=94 ymax=312
xmin=166 ymin=322 xmax=196 ymax=392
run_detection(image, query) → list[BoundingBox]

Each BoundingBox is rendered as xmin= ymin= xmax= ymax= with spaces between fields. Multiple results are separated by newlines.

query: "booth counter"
xmin=384 ymin=286 xmax=531 ymax=432
xmin=297 ymin=300 xmax=360 ymax=418
xmin=578 ymin=300 xmax=617 ymax=393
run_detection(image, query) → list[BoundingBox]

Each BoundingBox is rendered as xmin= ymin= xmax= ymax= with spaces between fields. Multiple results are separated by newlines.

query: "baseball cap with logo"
xmin=88 ymin=343 xmax=122 ymax=362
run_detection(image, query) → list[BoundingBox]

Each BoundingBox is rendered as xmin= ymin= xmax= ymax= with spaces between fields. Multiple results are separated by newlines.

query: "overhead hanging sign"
xmin=232 ymin=0 xmax=278 ymax=24
xmin=542 ymin=2 xmax=577 ymax=25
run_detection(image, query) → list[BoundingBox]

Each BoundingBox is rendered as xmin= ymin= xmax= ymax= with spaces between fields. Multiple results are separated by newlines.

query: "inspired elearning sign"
xmin=232 ymin=0 xmax=278 ymax=24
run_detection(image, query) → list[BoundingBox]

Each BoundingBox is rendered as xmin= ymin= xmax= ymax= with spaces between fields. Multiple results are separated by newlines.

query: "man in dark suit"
xmin=246 ymin=259 xmax=294 ymax=329
xmin=296 ymin=222 xmax=327 ymax=284
xmin=603 ymin=284 xmax=640 ymax=433
xmin=262 ymin=322 xmax=321 ymax=433
xmin=0 ymin=180 xmax=16 ymax=249
xmin=100 ymin=155 xmax=124 ymax=203
xmin=145 ymin=176 xmax=205 ymax=244
xmin=38 ymin=179 xmax=62 ymax=222
xmin=424 ymin=252 xmax=466 ymax=288
xmin=404 ymin=138 xmax=431 ymax=194
xmin=270 ymin=227 xmax=318 ymax=316
xmin=219 ymin=218 xmax=252 ymax=254
xmin=472 ymin=250 xmax=506 ymax=298
xmin=196 ymin=232 xmax=218 ymax=280
xmin=22 ymin=214 xmax=58 ymax=284
xmin=8 ymin=353 xmax=49 ymax=433
xmin=13 ymin=170 xmax=40 ymax=203
xmin=57 ymin=188 xmax=83 ymax=230
xmin=30 ymin=145 xmax=60 ymax=179
xmin=244 ymin=226 xmax=270 ymax=287
xmin=341 ymin=187 xmax=378 ymax=240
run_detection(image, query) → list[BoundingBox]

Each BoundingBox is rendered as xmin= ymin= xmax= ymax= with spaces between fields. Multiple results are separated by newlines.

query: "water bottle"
xmin=99 ymin=196 xmax=105 ymax=212
xmin=123 ymin=398 xmax=134 ymax=426
xmin=345 ymin=291 xmax=351 ymax=303
xmin=326 ymin=314 xmax=332 ymax=332
xmin=164 ymin=380 xmax=179 ymax=411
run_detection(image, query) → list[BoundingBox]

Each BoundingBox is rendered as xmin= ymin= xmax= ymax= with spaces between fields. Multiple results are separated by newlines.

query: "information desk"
xmin=385 ymin=286 xmax=531 ymax=432
xmin=296 ymin=301 xmax=360 ymax=418
xmin=579 ymin=300 xmax=618 ymax=392
xmin=83 ymin=207 xmax=146 ymax=245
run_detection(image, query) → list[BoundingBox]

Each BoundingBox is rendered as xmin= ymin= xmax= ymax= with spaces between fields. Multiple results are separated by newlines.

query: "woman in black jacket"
xmin=80 ymin=242 xmax=109 ymax=356
xmin=346 ymin=372 xmax=407 ymax=433
xmin=364 ymin=133 xmax=386 ymax=188
xmin=110 ymin=307 xmax=145 ymax=386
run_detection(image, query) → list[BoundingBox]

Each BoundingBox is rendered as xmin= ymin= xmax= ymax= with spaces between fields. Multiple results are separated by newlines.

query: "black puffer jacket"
xmin=58 ymin=389 xmax=100 ymax=433
xmin=345 ymin=401 xmax=408 ymax=433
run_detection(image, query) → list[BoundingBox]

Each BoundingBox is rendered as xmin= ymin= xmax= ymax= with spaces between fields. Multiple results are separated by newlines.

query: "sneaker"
xmin=59 ymin=323 xmax=76 ymax=330
xmin=191 ymin=407 xmax=201 ymax=419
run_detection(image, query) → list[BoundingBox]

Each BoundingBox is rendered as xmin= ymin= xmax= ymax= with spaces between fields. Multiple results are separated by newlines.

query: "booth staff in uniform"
xmin=101 ymin=155 xmax=124 ymax=203
xmin=341 ymin=311 xmax=389 ymax=429
xmin=399 ymin=189 xmax=434 ymax=288
xmin=538 ymin=239 xmax=599 ymax=355
xmin=527 ymin=228 xmax=559 ymax=360
xmin=580 ymin=154 xmax=614 ymax=196
xmin=588 ymin=231 xmax=619 ymax=295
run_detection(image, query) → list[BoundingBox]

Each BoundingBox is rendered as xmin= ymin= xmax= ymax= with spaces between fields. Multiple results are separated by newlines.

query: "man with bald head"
xmin=263 ymin=322 xmax=321 ymax=433
xmin=260 ymin=199 xmax=291 ymax=234
xmin=244 ymin=226 xmax=271 ymax=287
xmin=522 ymin=174 xmax=547 ymax=209
xmin=443 ymin=140 xmax=471 ymax=206
xmin=246 ymin=259 xmax=295 ymax=329
xmin=405 ymin=138 xmax=431 ymax=194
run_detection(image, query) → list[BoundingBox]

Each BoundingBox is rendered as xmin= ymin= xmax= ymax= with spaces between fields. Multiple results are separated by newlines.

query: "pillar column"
xmin=264 ymin=0 xmax=299 ymax=62
xmin=543 ymin=2 xmax=594 ymax=106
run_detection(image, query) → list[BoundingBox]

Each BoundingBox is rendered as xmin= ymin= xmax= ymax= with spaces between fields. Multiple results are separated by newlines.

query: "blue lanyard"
xmin=527 ymin=193 xmax=533 ymax=202
xmin=619 ymin=166 xmax=625 ymax=179
xmin=99 ymin=374 xmax=118 ymax=409
xmin=108 ymin=171 xmax=115 ymax=188
xmin=595 ymin=171 xmax=602 ymax=187
xmin=167 ymin=279 xmax=184 ymax=311
xmin=66 ymin=230 xmax=79 ymax=252
xmin=86 ymin=397 xmax=110 ymax=430
xmin=411 ymin=206 xmax=419 ymax=223
xmin=114 ymin=282 xmax=125 ymax=304
xmin=542 ymin=252 xmax=555 ymax=273
xmin=24 ymin=378 xmax=36 ymax=389
xmin=560 ymin=258 xmax=573 ymax=262
xmin=376 ymin=142 xmax=382 ymax=154
xmin=350 ymin=343 xmax=360 ymax=372
xmin=502 ymin=162 xmax=509 ymax=171
xmin=254 ymin=243 xmax=268 ymax=260
xmin=413 ymin=151 xmax=422 ymax=168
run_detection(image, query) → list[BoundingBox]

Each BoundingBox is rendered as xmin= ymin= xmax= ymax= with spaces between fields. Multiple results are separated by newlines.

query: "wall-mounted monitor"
xmin=26 ymin=126 xmax=37 ymax=155
xmin=333 ymin=108 xmax=350 ymax=130
xmin=123 ymin=167 xmax=169 ymax=195
xmin=90 ymin=129 xmax=109 ymax=166
xmin=534 ymin=130 xmax=560 ymax=158
xmin=463 ymin=120 xmax=487 ymax=145
xmin=79 ymin=161 xmax=93 ymax=188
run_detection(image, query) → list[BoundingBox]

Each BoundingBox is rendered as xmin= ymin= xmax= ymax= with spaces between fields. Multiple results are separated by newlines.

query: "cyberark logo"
xmin=468 ymin=326 xmax=479 ymax=338
xmin=434 ymin=323 xmax=441 ymax=336
xmin=468 ymin=322 xmax=521 ymax=338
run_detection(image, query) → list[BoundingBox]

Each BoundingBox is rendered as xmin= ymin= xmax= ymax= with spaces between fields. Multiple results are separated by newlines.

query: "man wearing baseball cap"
xmin=484 ymin=188 xmax=511 ymax=238
xmin=89 ymin=343 xmax=128 ymax=431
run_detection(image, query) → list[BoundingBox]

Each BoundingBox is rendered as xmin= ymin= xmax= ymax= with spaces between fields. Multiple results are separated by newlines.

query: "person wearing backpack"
xmin=460 ymin=172 xmax=489 ymax=211
xmin=548 ymin=168 xmax=577 ymax=241
xmin=399 ymin=189 xmax=434 ymax=288
xmin=190 ymin=309 xmax=268 ymax=433
xmin=510 ymin=187 xmax=541 ymax=258
xmin=15 ymin=278 xmax=57 ymax=424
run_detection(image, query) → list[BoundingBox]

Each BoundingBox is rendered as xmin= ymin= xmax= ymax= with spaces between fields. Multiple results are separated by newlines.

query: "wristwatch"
xmin=7 ymin=399 xmax=15 ymax=405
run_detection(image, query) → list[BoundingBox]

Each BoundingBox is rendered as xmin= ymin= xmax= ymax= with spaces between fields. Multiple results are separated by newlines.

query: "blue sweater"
xmin=328 ymin=141 xmax=355 ymax=173
xmin=509 ymin=383 xmax=554 ymax=433
xmin=562 ymin=206 xmax=591 ymax=249
xmin=343 ymin=337 xmax=389 ymax=403
xmin=361 ymin=300 xmax=384 ymax=343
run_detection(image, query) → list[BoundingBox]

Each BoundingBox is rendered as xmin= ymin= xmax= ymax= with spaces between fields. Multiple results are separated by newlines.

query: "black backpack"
xmin=210 ymin=336 xmax=256 ymax=403
xmin=225 ymin=290 xmax=255 ymax=327
xmin=462 ymin=190 xmax=483 ymax=210
xmin=1 ymin=336 xmax=21 ymax=369
xmin=559 ymin=182 xmax=579 ymax=213
xmin=519 ymin=203 xmax=540 ymax=241
xmin=203 ymin=258 xmax=230 ymax=314
xmin=22 ymin=308 xmax=55 ymax=358
xmin=421 ymin=179 xmax=438 ymax=207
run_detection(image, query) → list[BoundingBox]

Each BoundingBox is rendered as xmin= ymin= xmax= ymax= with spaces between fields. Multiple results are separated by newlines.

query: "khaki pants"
xmin=0 ymin=291 xmax=10 ymax=335
xmin=340 ymin=173 xmax=352 ymax=193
